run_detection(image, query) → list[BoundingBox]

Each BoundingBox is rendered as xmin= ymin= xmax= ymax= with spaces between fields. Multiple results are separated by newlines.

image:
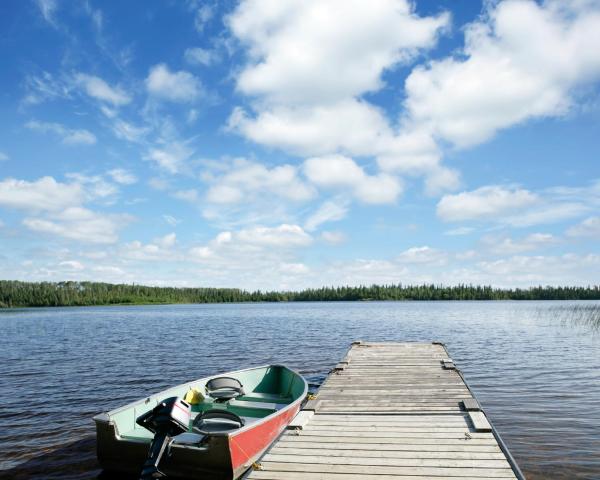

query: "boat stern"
xmin=94 ymin=411 xmax=234 ymax=479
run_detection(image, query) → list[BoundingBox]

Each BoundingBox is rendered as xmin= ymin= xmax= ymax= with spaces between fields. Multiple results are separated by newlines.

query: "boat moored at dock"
xmin=94 ymin=365 xmax=307 ymax=479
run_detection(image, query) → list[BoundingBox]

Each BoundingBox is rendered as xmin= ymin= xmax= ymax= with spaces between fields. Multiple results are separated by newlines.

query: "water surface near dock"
xmin=1 ymin=301 xmax=599 ymax=479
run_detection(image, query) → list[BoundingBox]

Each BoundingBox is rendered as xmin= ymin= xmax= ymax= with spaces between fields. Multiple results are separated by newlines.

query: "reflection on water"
xmin=1 ymin=301 xmax=600 ymax=479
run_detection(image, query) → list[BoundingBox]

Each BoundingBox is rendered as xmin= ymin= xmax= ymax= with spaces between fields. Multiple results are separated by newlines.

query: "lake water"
xmin=1 ymin=301 xmax=599 ymax=479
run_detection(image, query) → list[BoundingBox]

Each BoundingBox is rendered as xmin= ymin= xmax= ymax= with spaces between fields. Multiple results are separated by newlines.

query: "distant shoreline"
xmin=1 ymin=280 xmax=599 ymax=308
xmin=2 ymin=299 xmax=600 ymax=311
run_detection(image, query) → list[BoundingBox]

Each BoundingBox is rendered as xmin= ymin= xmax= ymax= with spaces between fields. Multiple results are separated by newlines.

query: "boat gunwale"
xmin=93 ymin=364 xmax=307 ymax=439
xmin=229 ymin=365 xmax=307 ymax=439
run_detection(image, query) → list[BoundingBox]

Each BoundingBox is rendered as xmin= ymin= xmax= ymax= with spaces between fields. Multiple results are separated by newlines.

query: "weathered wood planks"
xmin=246 ymin=342 xmax=523 ymax=480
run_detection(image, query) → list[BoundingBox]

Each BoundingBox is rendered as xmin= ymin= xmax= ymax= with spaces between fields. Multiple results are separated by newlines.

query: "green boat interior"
xmin=109 ymin=365 xmax=305 ymax=441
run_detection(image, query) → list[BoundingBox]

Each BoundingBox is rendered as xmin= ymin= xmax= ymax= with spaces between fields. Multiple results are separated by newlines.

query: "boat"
xmin=93 ymin=365 xmax=307 ymax=479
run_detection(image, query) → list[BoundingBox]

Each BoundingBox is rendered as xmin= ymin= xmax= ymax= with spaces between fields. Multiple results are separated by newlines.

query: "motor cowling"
xmin=136 ymin=397 xmax=191 ymax=479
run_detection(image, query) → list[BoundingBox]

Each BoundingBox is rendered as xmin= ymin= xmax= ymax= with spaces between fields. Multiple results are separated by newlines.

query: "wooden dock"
xmin=246 ymin=341 xmax=524 ymax=480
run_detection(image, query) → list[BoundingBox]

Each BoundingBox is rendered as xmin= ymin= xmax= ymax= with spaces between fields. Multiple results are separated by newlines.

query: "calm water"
xmin=1 ymin=301 xmax=600 ymax=479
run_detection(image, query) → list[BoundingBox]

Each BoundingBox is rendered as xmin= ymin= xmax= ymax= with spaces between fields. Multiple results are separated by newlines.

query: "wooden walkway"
xmin=246 ymin=341 xmax=524 ymax=480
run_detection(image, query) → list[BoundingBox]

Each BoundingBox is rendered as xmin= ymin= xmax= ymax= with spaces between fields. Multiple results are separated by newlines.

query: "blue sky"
xmin=0 ymin=0 xmax=599 ymax=289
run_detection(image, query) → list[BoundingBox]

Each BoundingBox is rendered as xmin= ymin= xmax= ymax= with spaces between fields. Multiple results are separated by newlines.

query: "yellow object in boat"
xmin=184 ymin=388 xmax=204 ymax=404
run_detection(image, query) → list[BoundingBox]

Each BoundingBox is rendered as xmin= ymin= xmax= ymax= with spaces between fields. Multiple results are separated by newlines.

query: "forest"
xmin=0 ymin=280 xmax=599 ymax=308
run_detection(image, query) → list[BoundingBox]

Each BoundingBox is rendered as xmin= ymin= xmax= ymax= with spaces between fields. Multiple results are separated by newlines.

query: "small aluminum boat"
xmin=93 ymin=365 xmax=307 ymax=479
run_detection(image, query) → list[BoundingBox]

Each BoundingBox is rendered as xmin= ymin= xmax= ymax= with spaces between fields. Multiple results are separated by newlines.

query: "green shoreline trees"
xmin=0 ymin=280 xmax=599 ymax=308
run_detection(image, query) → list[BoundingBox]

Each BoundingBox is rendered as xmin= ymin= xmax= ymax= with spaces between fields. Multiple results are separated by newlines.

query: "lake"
xmin=1 ymin=301 xmax=599 ymax=479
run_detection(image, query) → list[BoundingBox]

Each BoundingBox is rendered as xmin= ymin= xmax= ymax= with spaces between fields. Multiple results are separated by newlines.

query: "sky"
xmin=0 ymin=0 xmax=599 ymax=290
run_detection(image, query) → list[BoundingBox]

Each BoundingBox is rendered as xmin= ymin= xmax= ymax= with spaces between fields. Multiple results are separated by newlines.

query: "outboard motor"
xmin=136 ymin=397 xmax=191 ymax=479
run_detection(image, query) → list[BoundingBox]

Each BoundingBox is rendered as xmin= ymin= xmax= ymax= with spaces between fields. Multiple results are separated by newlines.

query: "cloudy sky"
xmin=0 ymin=0 xmax=599 ymax=289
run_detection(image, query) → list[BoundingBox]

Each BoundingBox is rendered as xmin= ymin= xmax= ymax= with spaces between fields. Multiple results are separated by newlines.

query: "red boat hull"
xmin=229 ymin=402 xmax=301 ymax=477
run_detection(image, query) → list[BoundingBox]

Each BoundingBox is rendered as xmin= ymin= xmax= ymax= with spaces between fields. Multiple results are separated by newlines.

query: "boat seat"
xmin=239 ymin=416 xmax=262 ymax=426
xmin=229 ymin=399 xmax=288 ymax=411
xmin=172 ymin=432 xmax=205 ymax=446
xmin=205 ymin=377 xmax=245 ymax=402
xmin=243 ymin=392 xmax=292 ymax=402
xmin=193 ymin=409 xmax=244 ymax=434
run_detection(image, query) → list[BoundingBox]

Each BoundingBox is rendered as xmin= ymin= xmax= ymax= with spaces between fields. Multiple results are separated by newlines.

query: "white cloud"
xmin=303 ymin=155 xmax=402 ymax=204
xmin=82 ymin=251 xmax=108 ymax=260
xmin=162 ymin=215 xmax=181 ymax=227
xmin=437 ymin=185 xmax=539 ymax=222
xmin=25 ymin=120 xmax=96 ymax=145
xmin=474 ymin=253 xmax=600 ymax=286
xmin=146 ymin=64 xmax=202 ymax=102
xmin=75 ymin=73 xmax=131 ymax=106
xmin=310 ymin=250 xmax=600 ymax=289
xmin=93 ymin=265 xmax=125 ymax=276
xmin=205 ymin=158 xmax=314 ymax=205
xmin=65 ymin=173 xmax=118 ymax=200
xmin=205 ymin=184 xmax=242 ymax=204
xmin=122 ymin=236 xmax=178 ymax=261
xmin=481 ymin=233 xmax=557 ymax=255
xmin=187 ymin=109 xmax=199 ymax=124
xmin=304 ymin=200 xmax=348 ymax=232
xmin=194 ymin=4 xmax=214 ymax=32
xmin=438 ymin=180 xmax=600 ymax=226
xmin=237 ymin=224 xmax=312 ymax=248
xmin=424 ymin=166 xmax=461 ymax=196
xmin=567 ymin=216 xmax=600 ymax=237
xmin=145 ymin=143 xmax=193 ymax=174
xmin=215 ymin=231 xmax=232 ymax=245
xmin=0 ymin=152 xmax=9 ymax=161
xmin=229 ymin=0 xmax=449 ymax=105
xmin=279 ymin=263 xmax=309 ymax=275
xmin=172 ymin=224 xmax=313 ymax=288
xmin=107 ymin=169 xmax=137 ymax=185
xmin=23 ymin=207 xmax=130 ymax=244
xmin=187 ymin=225 xmax=313 ymax=263
xmin=22 ymin=72 xmax=71 ymax=106
xmin=35 ymin=0 xmax=58 ymax=26
xmin=156 ymin=232 xmax=177 ymax=248
xmin=230 ymin=100 xmax=398 ymax=158
xmin=397 ymin=246 xmax=447 ymax=265
xmin=375 ymin=129 xmax=440 ymax=174
xmin=320 ymin=259 xmax=408 ymax=287
xmin=58 ymin=260 xmax=84 ymax=271
xmin=0 ymin=177 xmax=83 ymax=212
xmin=321 ymin=231 xmax=346 ymax=245
xmin=148 ymin=178 xmax=170 ymax=191
xmin=90 ymin=8 xmax=103 ymax=32
xmin=100 ymin=106 xmax=117 ymax=118
xmin=189 ymin=246 xmax=213 ymax=260
xmin=186 ymin=224 xmax=313 ymax=275
xmin=112 ymin=120 xmax=149 ymax=143
xmin=184 ymin=47 xmax=218 ymax=66
xmin=62 ymin=130 xmax=96 ymax=145
xmin=172 ymin=189 xmax=199 ymax=203
xmin=120 ymin=233 xmax=177 ymax=262
xmin=0 ymin=175 xmax=134 ymax=246
xmin=455 ymin=250 xmax=479 ymax=261
xmin=402 ymin=0 xmax=600 ymax=148
xmin=502 ymin=202 xmax=589 ymax=227
xmin=444 ymin=227 xmax=474 ymax=236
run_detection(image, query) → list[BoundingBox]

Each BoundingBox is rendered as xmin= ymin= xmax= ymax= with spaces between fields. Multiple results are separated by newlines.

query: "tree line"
xmin=0 ymin=280 xmax=599 ymax=308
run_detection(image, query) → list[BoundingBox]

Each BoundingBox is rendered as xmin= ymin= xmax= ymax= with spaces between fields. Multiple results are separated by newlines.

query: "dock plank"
xmin=258 ymin=462 xmax=516 ymax=477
